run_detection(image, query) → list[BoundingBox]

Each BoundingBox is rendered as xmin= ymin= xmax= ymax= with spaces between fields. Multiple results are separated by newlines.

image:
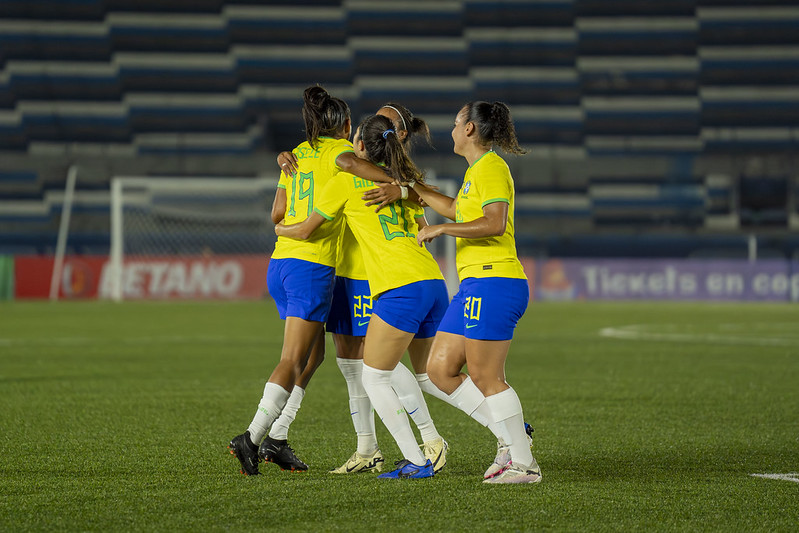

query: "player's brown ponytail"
xmin=302 ymin=85 xmax=351 ymax=149
xmin=464 ymin=101 xmax=527 ymax=155
xmin=359 ymin=114 xmax=424 ymax=183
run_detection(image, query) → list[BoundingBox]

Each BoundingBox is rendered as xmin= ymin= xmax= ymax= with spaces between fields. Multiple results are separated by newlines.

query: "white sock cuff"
xmin=362 ymin=363 xmax=393 ymax=383
xmin=288 ymin=386 xmax=306 ymax=401
xmin=450 ymin=376 xmax=486 ymax=415
xmin=265 ymin=382 xmax=291 ymax=403
xmin=337 ymin=357 xmax=363 ymax=377
xmin=485 ymin=387 xmax=523 ymax=423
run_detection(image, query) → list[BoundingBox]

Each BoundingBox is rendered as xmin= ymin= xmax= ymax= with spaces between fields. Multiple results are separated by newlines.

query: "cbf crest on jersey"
xmin=462 ymin=181 xmax=471 ymax=195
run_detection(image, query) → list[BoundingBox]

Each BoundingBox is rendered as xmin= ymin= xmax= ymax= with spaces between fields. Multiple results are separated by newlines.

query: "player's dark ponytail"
xmin=464 ymin=100 xmax=527 ymax=155
xmin=302 ymin=85 xmax=351 ymax=149
xmin=359 ymin=114 xmax=424 ymax=183
xmin=381 ymin=102 xmax=433 ymax=149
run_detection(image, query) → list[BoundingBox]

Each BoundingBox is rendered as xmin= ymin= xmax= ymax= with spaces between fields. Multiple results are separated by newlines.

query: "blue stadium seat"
xmin=0 ymin=0 xmax=105 ymax=21
xmin=0 ymin=19 xmax=111 ymax=65
xmin=579 ymin=57 xmax=698 ymax=96
xmin=468 ymin=28 xmax=577 ymax=67
xmin=465 ymin=0 xmax=573 ymax=27
xmin=589 ymin=179 xmax=706 ymax=228
xmin=234 ymin=45 xmax=353 ymax=85
xmin=127 ymin=93 xmax=244 ymax=133
xmin=118 ymin=52 xmax=237 ymax=92
xmin=577 ymin=17 xmax=697 ymax=56
xmin=6 ymin=62 xmax=121 ymax=102
xmin=351 ymin=37 xmax=468 ymax=76
xmin=108 ymin=12 xmax=228 ymax=53
xmin=474 ymin=67 xmax=579 ymax=106
xmin=584 ymin=96 xmax=700 ymax=136
xmin=701 ymin=87 xmax=799 ymax=127
xmin=513 ymin=106 xmax=583 ymax=145
xmin=699 ymin=6 xmax=799 ymax=46
xmin=18 ymin=101 xmax=131 ymax=143
xmin=358 ymin=76 xmax=472 ymax=115
xmin=700 ymin=46 xmax=799 ymax=86
xmin=577 ymin=0 xmax=694 ymax=17
xmin=702 ymin=127 xmax=799 ymax=153
xmin=225 ymin=5 xmax=346 ymax=45
xmin=346 ymin=1 xmax=463 ymax=36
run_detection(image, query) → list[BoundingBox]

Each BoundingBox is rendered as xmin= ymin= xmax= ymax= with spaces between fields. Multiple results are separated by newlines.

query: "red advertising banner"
xmin=14 ymin=255 xmax=270 ymax=300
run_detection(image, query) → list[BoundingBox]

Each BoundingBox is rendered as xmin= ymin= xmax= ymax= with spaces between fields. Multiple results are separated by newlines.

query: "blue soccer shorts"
xmin=326 ymin=276 xmax=373 ymax=336
xmin=437 ymin=277 xmax=529 ymax=341
xmin=372 ymin=279 xmax=449 ymax=338
xmin=266 ymin=258 xmax=335 ymax=322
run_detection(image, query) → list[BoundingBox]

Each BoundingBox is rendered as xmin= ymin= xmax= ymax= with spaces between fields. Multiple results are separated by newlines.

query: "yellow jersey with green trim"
xmin=315 ymin=172 xmax=444 ymax=298
xmin=271 ymin=137 xmax=352 ymax=266
xmin=455 ymin=150 xmax=526 ymax=281
xmin=335 ymin=222 xmax=367 ymax=280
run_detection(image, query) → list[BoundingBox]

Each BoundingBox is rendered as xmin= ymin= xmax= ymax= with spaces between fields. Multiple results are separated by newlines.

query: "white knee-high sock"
xmin=337 ymin=358 xmax=378 ymax=455
xmin=268 ymin=386 xmax=305 ymax=441
xmin=247 ymin=382 xmax=291 ymax=444
xmin=414 ymin=372 xmax=451 ymax=403
xmin=484 ymin=386 xmax=534 ymax=467
xmin=362 ymin=363 xmax=427 ymax=465
xmin=391 ymin=363 xmax=440 ymax=443
xmin=449 ymin=376 xmax=503 ymax=440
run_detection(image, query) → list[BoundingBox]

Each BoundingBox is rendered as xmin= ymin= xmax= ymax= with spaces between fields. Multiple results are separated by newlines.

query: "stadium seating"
xmin=1 ymin=0 xmax=797 ymax=257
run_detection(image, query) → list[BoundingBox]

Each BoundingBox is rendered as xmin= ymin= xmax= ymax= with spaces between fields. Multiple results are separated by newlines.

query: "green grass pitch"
xmin=1 ymin=300 xmax=797 ymax=532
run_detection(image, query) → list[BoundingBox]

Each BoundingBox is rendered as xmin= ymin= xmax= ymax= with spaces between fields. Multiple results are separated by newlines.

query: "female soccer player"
xmin=409 ymin=101 xmax=542 ymax=484
xmin=276 ymin=104 xmax=446 ymax=475
xmin=228 ymin=86 xmax=397 ymax=476
xmin=276 ymin=114 xmax=449 ymax=479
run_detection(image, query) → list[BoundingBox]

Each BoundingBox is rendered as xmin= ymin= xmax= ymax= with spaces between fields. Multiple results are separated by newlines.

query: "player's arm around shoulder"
xmin=271 ymin=186 xmax=287 ymax=224
xmin=275 ymin=211 xmax=327 ymax=241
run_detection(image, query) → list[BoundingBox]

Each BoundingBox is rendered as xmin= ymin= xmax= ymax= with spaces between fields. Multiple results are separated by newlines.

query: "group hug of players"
xmin=228 ymin=85 xmax=541 ymax=484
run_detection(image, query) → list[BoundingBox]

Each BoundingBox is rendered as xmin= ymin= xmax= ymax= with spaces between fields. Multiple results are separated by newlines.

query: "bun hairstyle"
xmin=463 ymin=101 xmax=527 ymax=155
xmin=302 ymin=85 xmax=351 ymax=149
xmin=381 ymin=102 xmax=433 ymax=149
xmin=358 ymin=114 xmax=424 ymax=183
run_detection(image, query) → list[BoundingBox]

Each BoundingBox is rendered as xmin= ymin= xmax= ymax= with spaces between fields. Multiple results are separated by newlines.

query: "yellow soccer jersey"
xmin=335 ymin=222 xmax=367 ymax=280
xmin=315 ymin=172 xmax=444 ymax=298
xmin=455 ymin=150 xmax=526 ymax=281
xmin=271 ymin=137 xmax=352 ymax=267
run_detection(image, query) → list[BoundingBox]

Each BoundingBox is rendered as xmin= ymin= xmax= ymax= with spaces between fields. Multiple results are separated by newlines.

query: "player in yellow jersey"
xmin=278 ymin=104 xmax=447 ymax=475
xmin=276 ymin=114 xmax=449 ymax=479
xmin=228 ymin=86 xmax=396 ymax=476
xmin=408 ymin=101 xmax=542 ymax=484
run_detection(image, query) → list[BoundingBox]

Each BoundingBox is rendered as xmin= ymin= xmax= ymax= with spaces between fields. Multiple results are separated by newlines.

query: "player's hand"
xmin=274 ymin=221 xmax=285 ymax=235
xmin=362 ymin=183 xmax=402 ymax=212
xmin=416 ymin=225 xmax=443 ymax=246
xmin=277 ymin=152 xmax=298 ymax=176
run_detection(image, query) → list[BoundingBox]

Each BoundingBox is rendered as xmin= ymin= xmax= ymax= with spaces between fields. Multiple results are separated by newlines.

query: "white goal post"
xmin=109 ymin=176 xmax=278 ymax=301
xmin=108 ymin=174 xmax=458 ymax=301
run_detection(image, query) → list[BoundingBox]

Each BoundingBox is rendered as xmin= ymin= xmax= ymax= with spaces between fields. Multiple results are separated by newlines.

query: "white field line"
xmin=599 ymin=324 xmax=799 ymax=347
xmin=750 ymin=473 xmax=799 ymax=484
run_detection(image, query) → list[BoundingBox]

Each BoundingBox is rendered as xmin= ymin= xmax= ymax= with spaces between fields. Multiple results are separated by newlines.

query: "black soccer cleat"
xmin=258 ymin=436 xmax=308 ymax=472
xmin=228 ymin=431 xmax=260 ymax=476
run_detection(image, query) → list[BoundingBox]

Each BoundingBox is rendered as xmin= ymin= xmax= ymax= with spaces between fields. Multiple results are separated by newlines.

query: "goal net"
xmin=107 ymin=174 xmax=457 ymax=301
xmin=108 ymin=176 xmax=277 ymax=301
